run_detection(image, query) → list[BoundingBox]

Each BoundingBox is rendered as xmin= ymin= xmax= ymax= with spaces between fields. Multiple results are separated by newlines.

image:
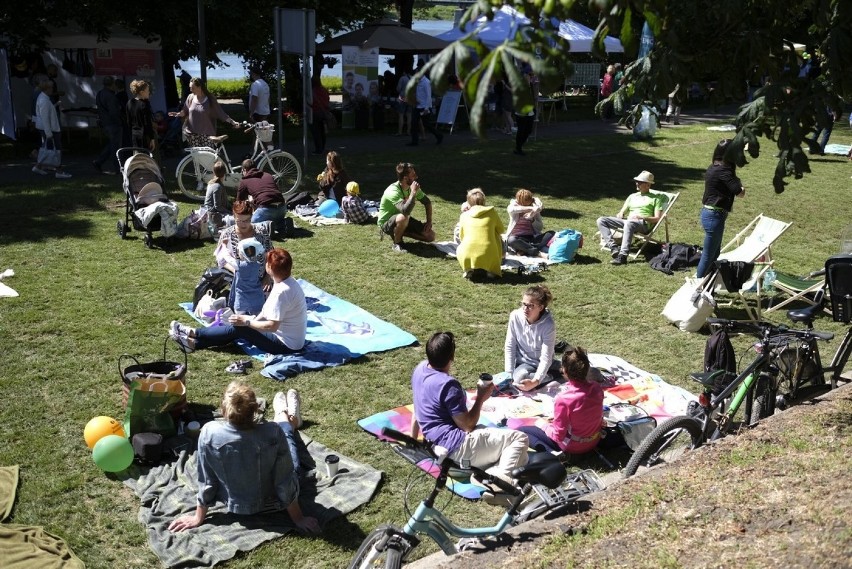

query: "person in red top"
xmin=310 ymin=76 xmax=330 ymax=155
xmin=236 ymin=159 xmax=287 ymax=236
xmin=516 ymin=346 xmax=605 ymax=455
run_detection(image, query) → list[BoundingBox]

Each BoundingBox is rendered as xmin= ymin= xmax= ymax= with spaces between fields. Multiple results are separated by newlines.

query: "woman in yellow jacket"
xmin=457 ymin=188 xmax=505 ymax=279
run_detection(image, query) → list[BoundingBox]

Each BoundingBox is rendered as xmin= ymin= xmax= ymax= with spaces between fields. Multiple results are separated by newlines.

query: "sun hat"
xmin=633 ymin=171 xmax=655 ymax=184
xmin=346 ymin=181 xmax=360 ymax=195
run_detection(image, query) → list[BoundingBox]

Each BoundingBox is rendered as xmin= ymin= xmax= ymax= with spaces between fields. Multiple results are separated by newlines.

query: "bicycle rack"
xmin=528 ymin=469 xmax=605 ymax=508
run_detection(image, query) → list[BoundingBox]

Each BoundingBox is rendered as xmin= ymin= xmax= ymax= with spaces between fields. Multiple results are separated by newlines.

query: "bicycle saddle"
xmin=208 ymin=134 xmax=229 ymax=144
xmin=512 ymin=452 xmax=566 ymax=489
xmin=787 ymin=302 xmax=822 ymax=326
xmin=690 ymin=369 xmax=729 ymax=387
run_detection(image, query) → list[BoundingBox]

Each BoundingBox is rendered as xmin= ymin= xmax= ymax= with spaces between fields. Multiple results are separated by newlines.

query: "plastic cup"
xmin=186 ymin=421 xmax=201 ymax=438
xmin=325 ymin=454 xmax=340 ymax=478
xmin=477 ymin=373 xmax=493 ymax=388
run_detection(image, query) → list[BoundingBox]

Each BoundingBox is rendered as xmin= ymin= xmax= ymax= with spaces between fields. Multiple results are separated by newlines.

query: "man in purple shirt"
xmin=411 ymin=332 xmax=529 ymax=494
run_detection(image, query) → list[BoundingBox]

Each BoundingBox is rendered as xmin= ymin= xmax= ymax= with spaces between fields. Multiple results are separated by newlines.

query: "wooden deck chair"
xmin=713 ymin=214 xmax=793 ymax=320
xmin=764 ymin=270 xmax=826 ymax=314
xmin=595 ymin=190 xmax=680 ymax=259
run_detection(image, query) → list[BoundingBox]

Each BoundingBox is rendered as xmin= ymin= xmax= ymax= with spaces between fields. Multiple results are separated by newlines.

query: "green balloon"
xmin=92 ymin=434 xmax=134 ymax=472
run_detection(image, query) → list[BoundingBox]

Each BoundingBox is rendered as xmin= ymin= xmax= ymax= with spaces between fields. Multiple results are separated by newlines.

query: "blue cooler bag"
xmin=548 ymin=229 xmax=582 ymax=263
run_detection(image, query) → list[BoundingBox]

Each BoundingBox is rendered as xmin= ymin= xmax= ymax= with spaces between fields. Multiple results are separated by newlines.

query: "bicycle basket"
xmin=256 ymin=124 xmax=275 ymax=143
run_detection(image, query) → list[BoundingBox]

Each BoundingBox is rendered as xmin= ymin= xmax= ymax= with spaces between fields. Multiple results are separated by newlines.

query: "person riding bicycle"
xmin=236 ymin=158 xmax=288 ymax=237
xmin=410 ymin=332 xmax=529 ymax=500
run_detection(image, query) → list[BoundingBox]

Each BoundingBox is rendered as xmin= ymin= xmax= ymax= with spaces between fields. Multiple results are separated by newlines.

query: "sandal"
xmin=225 ymin=360 xmax=253 ymax=374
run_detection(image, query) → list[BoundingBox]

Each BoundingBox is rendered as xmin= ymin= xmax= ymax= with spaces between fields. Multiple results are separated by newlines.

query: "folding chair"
xmin=596 ymin=190 xmax=680 ymax=259
xmin=712 ymin=214 xmax=793 ymax=320
xmin=764 ymin=269 xmax=826 ymax=314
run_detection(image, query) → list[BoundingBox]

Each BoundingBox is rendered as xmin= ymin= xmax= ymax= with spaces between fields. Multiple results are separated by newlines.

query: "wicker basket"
xmin=119 ymin=337 xmax=188 ymax=414
xmin=256 ymin=124 xmax=275 ymax=143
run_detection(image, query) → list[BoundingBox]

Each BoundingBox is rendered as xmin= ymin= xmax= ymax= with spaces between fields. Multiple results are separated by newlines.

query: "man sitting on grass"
xmin=377 ymin=162 xmax=435 ymax=253
xmin=410 ymin=332 xmax=529 ymax=504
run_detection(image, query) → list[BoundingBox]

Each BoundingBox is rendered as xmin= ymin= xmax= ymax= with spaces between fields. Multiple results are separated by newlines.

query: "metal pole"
xmin=302 ymin=9 xmax=309 ymax=169
xmin=274 ymin=7 xmax=283 ymax=150
xmin=198 ymin=0 xmax=207 ymax=84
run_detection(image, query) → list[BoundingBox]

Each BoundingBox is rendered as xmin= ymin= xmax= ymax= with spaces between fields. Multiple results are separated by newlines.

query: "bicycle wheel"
xmin=259 ymin=151 xmax=302 ymax=196
xmin=774 ymin=346 xmax=824 ymax=403
xmin=176 ymin=152 xmax=217 ymax=201
xmin=348 ymin=525 xmax=409 ymax=569
xmin=623 ymin=416 xmax=703 ymax=478
xmin=747 ymin=371 xmax=777 ymax=425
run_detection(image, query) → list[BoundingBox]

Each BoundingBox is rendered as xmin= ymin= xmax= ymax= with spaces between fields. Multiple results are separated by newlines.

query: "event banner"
xmin=341 ymin=46 xmax=378 ymax=129
xmin=94 ymin=48 xmax=157 ymax=78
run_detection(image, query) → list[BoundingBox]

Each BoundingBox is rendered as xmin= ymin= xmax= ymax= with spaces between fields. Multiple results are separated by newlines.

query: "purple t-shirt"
xmin=411 ymin=361 xmax=468 ymax=454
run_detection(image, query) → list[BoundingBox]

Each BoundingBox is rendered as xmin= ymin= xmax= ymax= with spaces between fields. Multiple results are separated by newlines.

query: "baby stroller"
xmin=116 ymin=148 xmax=178 ymax=249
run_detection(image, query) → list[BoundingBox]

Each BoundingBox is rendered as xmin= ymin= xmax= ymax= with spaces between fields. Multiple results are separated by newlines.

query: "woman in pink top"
xmin=517 ymin=346 xmax=604 ymax=455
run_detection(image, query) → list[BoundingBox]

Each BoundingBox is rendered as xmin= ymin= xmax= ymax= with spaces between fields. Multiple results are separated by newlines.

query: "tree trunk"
xmin=396 ymin=0 xmax=414 ymax=28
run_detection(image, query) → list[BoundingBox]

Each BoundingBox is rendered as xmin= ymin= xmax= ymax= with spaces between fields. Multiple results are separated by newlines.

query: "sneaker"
xmin=170 ymin=331 xmax=196 ymax=353
xmin=55 ymin=171 xmax=72 ymax=179
xmin=609 ymin=245 xmax=621 ymax=259
xmin=481 ymin=491 xmax=514 ymax=508
xmin=392 ymin=243 xmax=407 ymax=254
xmin=225 ymin=360 xmax=252 ymax=374
xmin=32 ymin=166 xmax=48 ymax=175
xmin=273 ymin=392 xmax=289 ymax=422
xmin=611 ymin=254 xmax=628 ymax=266
xmin=169 ymin=320 xmax=193 ymax=338
xmin=287 ymin=389 xmax=303 ymax=429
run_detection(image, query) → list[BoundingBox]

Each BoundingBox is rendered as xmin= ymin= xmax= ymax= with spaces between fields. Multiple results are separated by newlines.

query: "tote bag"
xmin=37 ymin=144 xmax=61 ymax=168
xmin=548 ymin=229 xmax=583 ymax=263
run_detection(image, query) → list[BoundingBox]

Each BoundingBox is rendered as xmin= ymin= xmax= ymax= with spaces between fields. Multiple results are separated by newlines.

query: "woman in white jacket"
xmin=506 ymin=189 xmax=552 ymax=257
xmin=504 ymin=284 xmax=560 ymax=391
xmin=33 ymin=81 xmax=71 ymax=178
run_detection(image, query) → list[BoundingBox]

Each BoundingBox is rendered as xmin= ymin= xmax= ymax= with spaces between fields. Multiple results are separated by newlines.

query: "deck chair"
xmin=596 ymin=190 xmax=680 ymax=260
xmin=713 ymin=214 xmax=793 ymax=320
xmin=764 ymin=269 xmax=826 ymax=314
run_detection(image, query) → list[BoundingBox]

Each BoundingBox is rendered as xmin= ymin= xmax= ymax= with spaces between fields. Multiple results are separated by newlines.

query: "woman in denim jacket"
xmin=168 ymin=382 xmax=319 ymax=534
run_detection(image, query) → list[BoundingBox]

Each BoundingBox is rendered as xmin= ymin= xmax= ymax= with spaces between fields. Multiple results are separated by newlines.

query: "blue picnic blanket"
xmin=180 ymin=279 xmax=418 ymax=380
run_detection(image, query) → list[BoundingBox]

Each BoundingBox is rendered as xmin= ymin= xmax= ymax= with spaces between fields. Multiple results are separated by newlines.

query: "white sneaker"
xmin=287 ymin=388 xmax=303 ymax=429
xmin=169 ymin=320 xmax=192 ymax=337
xmin=272 ymin=392 xmax=289 ymax=423
xmin=55 ymin=171 xmax=72 ymax=179
xmin=392 ymin=243 xmax=407 ymax=254
xmin=32 ymin=166 xmax=48 ymax=175
xmin=168 ymin=328 xmax=195 ymax=353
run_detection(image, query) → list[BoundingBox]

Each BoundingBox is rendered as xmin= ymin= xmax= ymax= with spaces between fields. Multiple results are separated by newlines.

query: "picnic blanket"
xmin=357 ymin=354 xmax=696 ymax=499
xmin=432 ymin=241 xmax=558 ymax=273
xmin=0 ymin=269 xmax=18 ymax=298
xmin=121 ymin=433 xmax=382 ymax=568
xmin=824 ymin=143 xmax=851 ymax=156
xmin=180 ymin=279 xmax=417 ymax=380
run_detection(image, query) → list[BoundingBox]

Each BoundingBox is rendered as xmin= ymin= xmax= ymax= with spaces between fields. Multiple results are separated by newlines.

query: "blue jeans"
xmin=275 ymin=421 xmax=303 ymax=475
xmin=252 ymin=204 xmax=287 ymax=235
xmin=194 ymin=324 xmax=301 ymax=354
xmin=95 ymin=123 xmax=123 ymax=170
xmin=696 ymin=208 xmax=728 ymax=278
xmin=516 ymin=425 xmax=560 ymax=452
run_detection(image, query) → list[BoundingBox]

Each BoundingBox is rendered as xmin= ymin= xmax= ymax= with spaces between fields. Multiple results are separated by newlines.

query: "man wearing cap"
xmin=378 ymin=162 xmax=435 ymax=253
xmin=236 ymin=159 xmax=287 ymax=237
xmin=341 ymin=181 xmax=371 ymax=224
xmin=596 ymin=170 xmax=666 ymax=265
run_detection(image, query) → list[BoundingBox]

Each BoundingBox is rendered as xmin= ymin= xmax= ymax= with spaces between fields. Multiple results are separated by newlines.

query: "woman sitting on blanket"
xmin=456 ymin=188 xmax=505 ymax=280
xmin=317 ymin=151 xmax=351 ymax=206
xmin=506 ymin=188 xmax=555 ymax=258
xmin=516 ymin=346 xmax=605 ymax=455
xmin=215 ymin=200 xmax=273 ymax=315
xmin=168 ymin=381 xmax=320 ymax=534
xmin=169 ymin=248 xmax=306 ymax=355
xmin=505 ymin=285 xmax=561 ymax=391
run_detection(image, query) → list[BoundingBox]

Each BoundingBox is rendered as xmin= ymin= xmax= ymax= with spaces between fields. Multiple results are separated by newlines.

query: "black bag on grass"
xmin=192 ymin=267 xmax=233 ymax=310
xmin=704 ymin=327 xmax=736 ymax=395
xmin=649 ymin=243 xmax=702 ymax=275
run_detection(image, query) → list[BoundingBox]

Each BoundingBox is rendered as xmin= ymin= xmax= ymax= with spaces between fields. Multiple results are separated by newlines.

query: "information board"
xmin=436 ymin=90 xmax=462 ymax=126
xmin=566 ymin=63 xmax=601 ymax=87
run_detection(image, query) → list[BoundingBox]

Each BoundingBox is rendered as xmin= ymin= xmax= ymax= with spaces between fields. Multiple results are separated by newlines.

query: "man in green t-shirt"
xmin=377 ymin=162 xmax=435 ymax=253
xmin=596 ymin=170 xmax=666 ymax=265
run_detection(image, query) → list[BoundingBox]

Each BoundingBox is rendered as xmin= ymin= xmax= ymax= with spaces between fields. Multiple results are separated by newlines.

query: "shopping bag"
xmin=548 ymin=229 xmax=583 ymax=263
xmin=123 ymin=375 xmax=185 ymax=437
xmin=37 ymin=144 xmax=61 ymax=168
xmin=661 ymin=275 xmax=716 ymax=332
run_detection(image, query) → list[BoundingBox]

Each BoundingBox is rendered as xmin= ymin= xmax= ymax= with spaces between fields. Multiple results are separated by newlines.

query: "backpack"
xmin=547 ymin=229 xmax=583 ymax=263
xmin=191 ymin=267 xmax=233 ymax=310
xmin=704 ymin=327 xmax=736 ymax=395
xmin=649 ymin=242 xmax=702 ymax=275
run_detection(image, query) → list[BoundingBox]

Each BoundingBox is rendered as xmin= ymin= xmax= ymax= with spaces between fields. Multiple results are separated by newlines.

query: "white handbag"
xmin=661 ymin=275 xmax=717 ymax=333
xmin=193 ymin=291 xmax=228 ymax=322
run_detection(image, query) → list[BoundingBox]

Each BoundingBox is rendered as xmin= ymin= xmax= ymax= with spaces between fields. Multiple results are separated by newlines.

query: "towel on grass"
xmin=121 ymin=433 xmax=382 ymax=568
xmin=180 ymin=279 xmax=417 ymax=380
xmin=432 ymin=241 xmax=558 ymax=272
xmin=823 ymin=143 xmax=851 ymax=156
xmin=358 ymin=354 xmax=696 ymax=499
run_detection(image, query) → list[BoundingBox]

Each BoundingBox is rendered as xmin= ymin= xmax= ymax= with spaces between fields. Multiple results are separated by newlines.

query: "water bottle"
xmin=762 ymin=268 xmax=777 ymax=292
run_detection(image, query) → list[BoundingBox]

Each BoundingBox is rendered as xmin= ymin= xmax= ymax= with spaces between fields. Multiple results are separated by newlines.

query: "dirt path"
xmin=409 ymin=384 xmax=852 ymax=568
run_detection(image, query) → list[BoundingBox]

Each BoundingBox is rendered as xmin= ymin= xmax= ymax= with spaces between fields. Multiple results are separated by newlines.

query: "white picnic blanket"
xmin=432 ymin=241 xmax=559 ymax=272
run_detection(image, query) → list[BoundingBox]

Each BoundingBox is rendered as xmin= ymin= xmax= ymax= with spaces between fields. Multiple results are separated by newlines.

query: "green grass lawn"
xmin=0 ymin=121 xmax=850 ymax=568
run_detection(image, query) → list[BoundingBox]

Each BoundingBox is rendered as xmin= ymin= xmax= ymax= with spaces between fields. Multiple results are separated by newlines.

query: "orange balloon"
xmin=84 ymin=416 xmax=125 ymax=449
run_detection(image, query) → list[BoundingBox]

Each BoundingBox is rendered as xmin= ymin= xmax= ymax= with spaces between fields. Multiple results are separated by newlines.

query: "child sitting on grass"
xmin=341 ymin=181 xmax=371 ymax=224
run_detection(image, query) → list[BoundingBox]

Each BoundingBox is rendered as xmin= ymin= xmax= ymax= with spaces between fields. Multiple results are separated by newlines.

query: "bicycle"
xmin=622 ymin=317 xmax=833 ymax=478
xmin=348 ymin=428 xmax=603 ymax=568
xmin=175 ymin=121 xmax=302 ymax=202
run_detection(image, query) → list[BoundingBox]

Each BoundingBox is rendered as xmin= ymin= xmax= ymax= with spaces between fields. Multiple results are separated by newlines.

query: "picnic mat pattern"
xmin=357 ymin=354 xmax=696 ymax=499
xmin=180 ymin=278 xmax=417 ymax=380
xmin=432 ymin=241 xmax=559 ymax=272
xmin=121 ymin=433 xmax=382 ymax=568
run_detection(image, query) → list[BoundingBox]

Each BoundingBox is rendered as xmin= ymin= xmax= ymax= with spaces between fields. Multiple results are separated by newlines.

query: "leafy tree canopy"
xmin=416 ymin=0 xmax=852 ymax=192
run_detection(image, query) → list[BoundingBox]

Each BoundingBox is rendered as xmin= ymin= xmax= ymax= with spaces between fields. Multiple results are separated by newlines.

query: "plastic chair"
xmin=765 ymin=269 xmax=826 ymax=314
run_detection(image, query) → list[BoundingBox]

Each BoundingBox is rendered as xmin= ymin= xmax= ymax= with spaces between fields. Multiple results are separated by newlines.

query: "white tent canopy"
xmin=437 ymin=6 xmax=623 ymax=53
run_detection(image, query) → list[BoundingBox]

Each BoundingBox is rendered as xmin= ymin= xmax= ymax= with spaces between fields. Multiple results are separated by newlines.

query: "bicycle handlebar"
xmin=707 ymin=318 xmax=834 ymax=341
